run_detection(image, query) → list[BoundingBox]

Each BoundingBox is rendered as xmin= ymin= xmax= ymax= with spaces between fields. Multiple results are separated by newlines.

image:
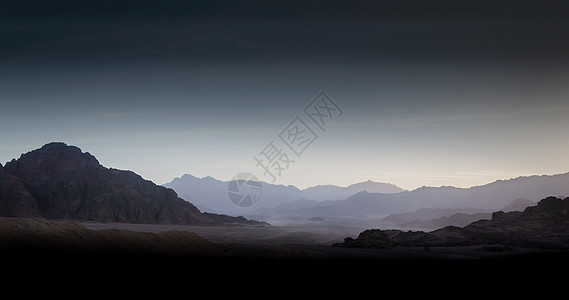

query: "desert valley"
xmin=3 ymin=1 xmax=569 ymax=288
xmin=2 ymin=143 xmax=569 ymax=266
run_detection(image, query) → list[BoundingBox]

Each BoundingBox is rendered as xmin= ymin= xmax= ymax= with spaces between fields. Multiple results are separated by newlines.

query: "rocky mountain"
xmin=377 ymin=198 xmax=532 ymax=230
xmin=163 ymin=174 xmax=404 ymax=215
xmin=501 ymin=198 xmax=536 ymax=212
xmin=280 ymin=174 xmax=569 ymax=217
xmin=0 ymin=163 xmax=41 ymax=218
xmin=400 ymin=212 xmax=492 ymax=230
xmin=0 ymin=143 xmax=262 ymax=225
xmin=300 ymin=180 xmax=405 ymax=201
xmin=379 ymin=207 xmax=490 ymax=225
xmin=164 ymin=174 xmax=304 ymax=215
xmin=336 ymin=196 xmax=569 ymax=249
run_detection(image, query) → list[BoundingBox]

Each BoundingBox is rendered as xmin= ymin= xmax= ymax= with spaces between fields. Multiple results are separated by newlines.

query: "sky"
xmin=1 ymin=0 xmax=569 ymax=190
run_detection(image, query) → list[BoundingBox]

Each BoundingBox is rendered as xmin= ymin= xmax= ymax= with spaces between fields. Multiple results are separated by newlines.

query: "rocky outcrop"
xmin=341 ymin=229 xmax=394 ymax=248
xmin=0 ymin=163 xmax=41 ymax=218
xmin=336 ymin=196 xmax=569 ymax=249
xmin=400 ymin=212 xmax=492 ymax=229
xmin=460 ymin=196 xmax=569 ymax=248
xmin=0 ymin=143 xmax=264 ymax=225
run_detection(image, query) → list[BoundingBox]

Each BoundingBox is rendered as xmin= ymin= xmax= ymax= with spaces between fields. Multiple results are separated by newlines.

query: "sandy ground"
xmin=82 ymin=219 xmax=366 ymax=245
xmin=2 ymin=216 xmax=567 ymax=262
xmin=81 ymin=221 xmax=566 ymax=261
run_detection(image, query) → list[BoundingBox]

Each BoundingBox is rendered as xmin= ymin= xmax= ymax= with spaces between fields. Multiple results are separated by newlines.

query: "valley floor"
xmin=81 ymin=221 xmax=569 ymax=261
xmin=2 ymin=217 xmax=569 ymax=263
xmin=3 ymin=217 xmax=569 ymax=288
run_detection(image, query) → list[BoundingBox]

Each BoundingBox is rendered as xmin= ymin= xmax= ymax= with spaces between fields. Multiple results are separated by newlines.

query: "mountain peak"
xmin=41 ymin=141 xmax=71 ymax=148
xmin=38 ymin=142 xmax=85 ymax=156
xmin=1 ymin=143 xmax=263 ymax=225
xmin=180 ymin=174 xmax=199 ymax=180
xmin=201 ymin=176 xmax=218 ymax=182
xmin=7 ymin=142 xmax=101 ymax=173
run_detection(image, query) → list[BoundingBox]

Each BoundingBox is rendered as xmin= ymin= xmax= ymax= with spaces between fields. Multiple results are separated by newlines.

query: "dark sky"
xmin=3 ymin=0 xmax=569 ymax=64
xmin=2 ymin=0 xmax=569 ymax=189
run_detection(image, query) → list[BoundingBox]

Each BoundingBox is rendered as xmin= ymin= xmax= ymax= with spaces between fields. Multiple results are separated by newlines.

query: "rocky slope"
xmin=0 ymin=143 xmax=262 ymax=225
xmin=0 ymin=217 xmax=219 ymax=255
xmin=400 ymin=212 xmax=492 ymax=229
xmin=336 ymin=196 xmax=569 ymax=249
xmin=0 ymin=163 xmax=41 ymax=218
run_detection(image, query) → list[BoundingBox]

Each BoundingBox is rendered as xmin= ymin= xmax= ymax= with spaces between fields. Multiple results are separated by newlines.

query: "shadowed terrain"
xmin=0 ymin=143 xmax=262 ymax=225
xmin=337 ymin=196 xmax=569 ymax=249
xmin=0 ymin=216 xmax=220 ymax=256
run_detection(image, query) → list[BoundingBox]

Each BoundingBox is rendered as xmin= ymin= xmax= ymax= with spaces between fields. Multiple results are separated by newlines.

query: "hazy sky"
xmin=1 ymin=0 xmax=569 ymax=190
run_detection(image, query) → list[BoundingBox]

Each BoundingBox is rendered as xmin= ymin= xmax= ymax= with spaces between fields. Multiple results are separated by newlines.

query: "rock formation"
xmin=336 ymin=196 xmax=569 ymax=249
xmin=0 ymin=142 xmax=263 ymax=225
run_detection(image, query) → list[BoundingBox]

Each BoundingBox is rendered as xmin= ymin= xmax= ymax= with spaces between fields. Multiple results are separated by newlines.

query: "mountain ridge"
xmin=274 ymin=173 xmax=569 ymax=217
xmin=164 ymin=171 xmax=569 ymax=217
xmin=163 ymin=173 xmax=405 ymax=215
xmin=0 ymin=142 xmax=263 ymax=225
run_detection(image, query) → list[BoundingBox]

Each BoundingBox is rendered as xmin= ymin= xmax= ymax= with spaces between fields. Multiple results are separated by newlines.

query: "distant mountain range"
xmin=376 ymin=198 xmax=536 ymax=230
xmin=165 ymin=170 xmax=569 ymax=218
xmin=0 ymin=143 xmax=261 ymax=225
xmin=163 ymin=174 xmax=404 ymax=215
xmin=271 ymin=174 xmax=569 ymax=218
xmin=4 ymin=142 xmax=567 ymax=227
xmin=301 ymin=181 xmax=405 ymax=200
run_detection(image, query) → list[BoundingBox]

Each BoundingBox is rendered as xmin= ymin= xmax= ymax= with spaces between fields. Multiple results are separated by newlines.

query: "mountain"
xmin=0 ymin=163 xmax=41 ymax=218
xmin=280 ymin=174 xmax=569 ymax=217
xmin=501 ymin=198 xmax=536 ymax=212
xmin=400 ymin=213 xmax=492 ymax=230
xmin=379 ymin=208 xmax=490 ymax=225
xmin=300 ymin=180 xmax=404 ymax=201
xmin=0 ymin=142 xmax=262 ymax=225
xmin=377 ymin=198 xmax=534 ymax=230
xmin=163 ymin=174 xmax=404 ymax=215
xmin=164 ymin=174 xmax=303 ymax=215
xmin=336 ymin=196 xmax=569 ymax=249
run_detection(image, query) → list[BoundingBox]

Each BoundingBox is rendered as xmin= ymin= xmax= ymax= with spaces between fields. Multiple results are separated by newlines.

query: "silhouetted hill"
xmin=165 ymin=174 xmax=303 ymax=215
xmin=377 ymin=198 xmax=534 ymax=230
xmin=301 ymin=180 xmax=404 ymax=200
xmin=401 ymin=212 xmax=492 ymax=229
xmin=164 ymin=174 xmax=404 ymax=215
xmin=336 ymin=196 xmax=569 ymax=249
xmin=283 ymin=174 xmax=569 ymax=217
xmin=379 ymin=207 xmax=489 ymax=225
xmin=501 ymin=198 xmax=536 ymax=212
xmin=0 ymin=143 xmax=262 ymax=225
xmin=0 ymin=163 xmax=40 ymax=218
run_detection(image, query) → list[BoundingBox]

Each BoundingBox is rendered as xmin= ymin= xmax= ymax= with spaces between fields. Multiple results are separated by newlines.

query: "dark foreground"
xmin=4 ymin=244 xmax=569 ymax=294
xmin=2 ymin=217 xmax=569 ymax=291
